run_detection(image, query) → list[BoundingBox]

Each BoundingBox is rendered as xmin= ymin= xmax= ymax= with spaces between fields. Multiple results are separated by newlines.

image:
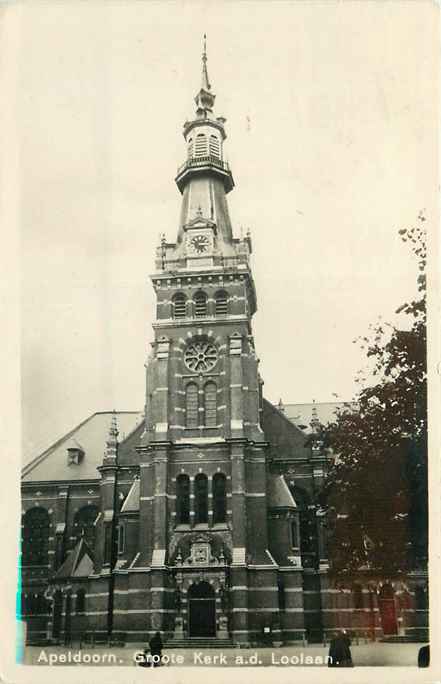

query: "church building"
xmin=21 ymin=42 xmax=428 ymax=647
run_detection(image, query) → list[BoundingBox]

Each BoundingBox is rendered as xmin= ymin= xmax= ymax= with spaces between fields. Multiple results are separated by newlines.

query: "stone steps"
xmin=164 ymin=637 xmax=234 ymax=649
xmin=379 ymin=635 xmax=426 ymax=643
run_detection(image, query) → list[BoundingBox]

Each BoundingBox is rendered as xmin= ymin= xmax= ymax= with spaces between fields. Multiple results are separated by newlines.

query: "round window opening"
xmin=184 ymin=341 xmax=218 ymax=373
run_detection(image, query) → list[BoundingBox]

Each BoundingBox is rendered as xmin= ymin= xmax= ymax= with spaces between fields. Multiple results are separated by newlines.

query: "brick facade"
xmin=20 ymin=45 xmax=428 ymax=647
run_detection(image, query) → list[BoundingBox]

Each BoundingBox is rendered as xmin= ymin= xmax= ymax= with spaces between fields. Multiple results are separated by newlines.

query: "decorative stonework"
xmin=184 ymin=341 xmax=218 ymax=372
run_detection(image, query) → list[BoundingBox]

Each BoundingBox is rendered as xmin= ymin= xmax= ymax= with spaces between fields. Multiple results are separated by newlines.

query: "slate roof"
xmin=120 ymin=478 xmax=140 ymax=513
xmin=282 ymin=401 xmax=358 ymax=433
xmin=54 ymin=537 xmax=94 ymax=579
xmin=22 ymin=411 xmax=144 ymax=483
xmin=267 ymin=474 xmax=297 ymax=509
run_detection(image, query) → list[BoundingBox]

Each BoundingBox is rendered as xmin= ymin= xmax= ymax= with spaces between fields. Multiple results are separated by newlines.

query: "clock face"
xmin=188 ymin=233 xmax=210 ymax=255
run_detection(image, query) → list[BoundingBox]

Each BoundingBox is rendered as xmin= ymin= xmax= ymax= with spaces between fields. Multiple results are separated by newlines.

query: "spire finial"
xmin=201 ymin=33 xmax=210 ymax=91
xmin=194 ymin=33 xmax=216 ymax=114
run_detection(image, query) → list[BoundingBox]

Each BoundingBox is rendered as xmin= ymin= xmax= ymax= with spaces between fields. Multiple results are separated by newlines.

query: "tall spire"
xmin=194 ymin=34 xmax=215 ymax=115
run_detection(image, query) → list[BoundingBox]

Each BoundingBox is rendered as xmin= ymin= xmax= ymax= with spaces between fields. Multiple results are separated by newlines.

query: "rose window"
xmin=184 ymin=341 xmax=218 ymax=372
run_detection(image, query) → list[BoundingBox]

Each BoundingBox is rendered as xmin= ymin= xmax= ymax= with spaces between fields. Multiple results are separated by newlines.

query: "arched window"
xmin=172 ymin=293 xmax=187 ymax=319
xmin=291 ymin=486 xmax=318 ymax=568
xmin=117 ymin=523 xmax=125 ymax=554
xmin=215 ymin=290 xmax=228 ymax=316
xmin=209 ymin=135 xmax=220 ymax=158
xmin=213 ymin=473 xmax=226 ymax=523
xmin=415 ymin=586 xmax=428 ymax=610
xmin=21 ymin=593 xmax=49 ymax=616
xmin=22 ymin=508 xmax=50 ymax=566
xmin=352 ymin=584 xmax=363 ymax=609
xmin=195 ymin=474 xmax=208 ymax=523
xmin=194 ymin=291 xmax=207 ymax=318
xmin=72 ymin=505 xmax=99 ymax=550
xmin=176 ymin=474 xmax=190 ymax=524
xmin=204 ymin=381 xmax=217 ymax=427
xmin=277 ymin=578 xmax=286 ymax=611
xmin=195 ymin=133 xmax=207 ymax=157
xmin=76 ymin=588 xmax=86 ymax=613
xmin=188 ymin=138 xmax=193 ymax=158
xmin=291 ymin=519 xmax=299 ymax=548
xmin=185 ymin=383 xmax=199 ymax=428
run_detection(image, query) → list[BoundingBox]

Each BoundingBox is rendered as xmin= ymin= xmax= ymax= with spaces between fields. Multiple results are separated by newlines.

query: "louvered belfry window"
xmin=209 ymin=135 xmax=220 ymax=158
xmin=185 ymin=383 xmax=199 ymax=428
xmin=194 ymin=291 xmax=208 ymax=318
xmin=195 ymin=133 xmax=207 ymax=157
xmin=173 ymin=293 xmax=186 ymax=319
xmin=204 ymin=381 xmax=217 ymax=427
xmin=215 ymin=290 xmax=228 ymax=316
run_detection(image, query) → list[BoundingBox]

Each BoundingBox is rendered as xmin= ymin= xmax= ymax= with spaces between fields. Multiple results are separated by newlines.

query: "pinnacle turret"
xmin=103 ymin=411 xmax=119 ymax=464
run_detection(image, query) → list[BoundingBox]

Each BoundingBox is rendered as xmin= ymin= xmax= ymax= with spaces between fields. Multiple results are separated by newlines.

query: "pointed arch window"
xmin=22 ymin=508 xmax=50 ymax=566
xmin=72 ymin=505 xmax=99 ymax=550
xmin=204 ymin=381 xmax=217 ymax=427
xmin=172 ymin=293 xmax=187 ymax=319
xmin=215 ymin=290 xmax=228 ymax=316
xmin=194 ymin=291 xmax=208 ymax=318
xmin=176 ymin=474 xmax=190 ymax=524
xmin=195 ymin=133 xmax=207 ymax=157
xmin=213 ymin=473 xmax=227 ymax=523
xmin=188 ymin=137 xmax=193 ymax=159
xmin=195 ymin=474 xmax=208 ymax=523
xmin=209 ymin=134 xmax=220 ymax=158
xmin=185 ymin=383 xmax=199 ymax=428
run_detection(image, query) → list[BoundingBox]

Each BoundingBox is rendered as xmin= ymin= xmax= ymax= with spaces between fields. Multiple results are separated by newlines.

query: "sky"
xmin=10 ymin=1 xmax=438 ymax=462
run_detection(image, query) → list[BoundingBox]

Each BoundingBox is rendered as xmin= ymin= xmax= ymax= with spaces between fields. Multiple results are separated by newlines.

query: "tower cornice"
xmin=175 ymin=155 xmax=234 ymax=195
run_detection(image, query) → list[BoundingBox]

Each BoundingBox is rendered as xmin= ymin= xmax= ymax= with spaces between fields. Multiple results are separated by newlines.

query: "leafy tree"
xmin=321 ymin=213 xmax=427 ymax=576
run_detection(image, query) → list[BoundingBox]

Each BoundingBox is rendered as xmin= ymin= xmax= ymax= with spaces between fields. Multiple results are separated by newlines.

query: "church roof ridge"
xmin=22 ymin=411 xmax=143 ymax=482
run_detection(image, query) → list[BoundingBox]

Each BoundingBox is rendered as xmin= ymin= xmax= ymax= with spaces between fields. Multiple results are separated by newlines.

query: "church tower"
xmin=123 ymin=38 xmax=303 ymax=645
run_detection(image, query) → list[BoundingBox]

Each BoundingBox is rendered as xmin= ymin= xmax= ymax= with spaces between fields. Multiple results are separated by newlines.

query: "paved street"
xmin=22 ymin=642 xmax=425 ymax=667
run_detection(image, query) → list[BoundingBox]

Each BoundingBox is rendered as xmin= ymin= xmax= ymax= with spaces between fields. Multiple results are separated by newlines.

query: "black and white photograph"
xmin=1 ymin=1 xmax=439 ymax=681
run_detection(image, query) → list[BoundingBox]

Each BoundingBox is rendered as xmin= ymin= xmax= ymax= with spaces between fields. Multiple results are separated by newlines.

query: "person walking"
xmin=149 ymin=631 xmax=163 ymax=667
xmin=328 ymin=630 xmax=354 ymax=667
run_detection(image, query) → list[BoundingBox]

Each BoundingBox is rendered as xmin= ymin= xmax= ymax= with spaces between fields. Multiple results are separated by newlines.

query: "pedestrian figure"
xmin=137 ymin=647 xmax=150 ymax=668
xmin=149 ymin=631 xmax=163 ymax=667
xmin=418 ymin=644 xmax=430 ymax=667
xmin=328 ymin=630 xmax=354 ymax=667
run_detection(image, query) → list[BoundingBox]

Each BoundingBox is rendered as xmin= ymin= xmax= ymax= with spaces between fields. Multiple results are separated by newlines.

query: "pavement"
xmin=21 ymin=642 xmax=425 ymax=667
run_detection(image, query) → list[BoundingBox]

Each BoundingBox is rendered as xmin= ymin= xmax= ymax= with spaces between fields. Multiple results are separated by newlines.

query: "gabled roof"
xmin=22 ymin=411 xmax=143 ymax=483
xmin=120 ymin=478 xmax=140 ymax=513
xmin=53 ymin=537 xmax=94 ymax=579
xmin=267 ymin=474 xmax=297 ymax=509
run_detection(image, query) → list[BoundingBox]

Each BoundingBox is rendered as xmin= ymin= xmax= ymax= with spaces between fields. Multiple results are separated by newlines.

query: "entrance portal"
xmin=188 ymin=582 xmax=216 ymax=637
xmin=378 ymin=584 xmax=398 ymax=635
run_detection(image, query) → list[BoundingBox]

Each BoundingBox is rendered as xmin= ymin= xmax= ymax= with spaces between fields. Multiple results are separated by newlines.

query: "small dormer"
xmin=66 ymin=439 xmax=85 ymax=466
